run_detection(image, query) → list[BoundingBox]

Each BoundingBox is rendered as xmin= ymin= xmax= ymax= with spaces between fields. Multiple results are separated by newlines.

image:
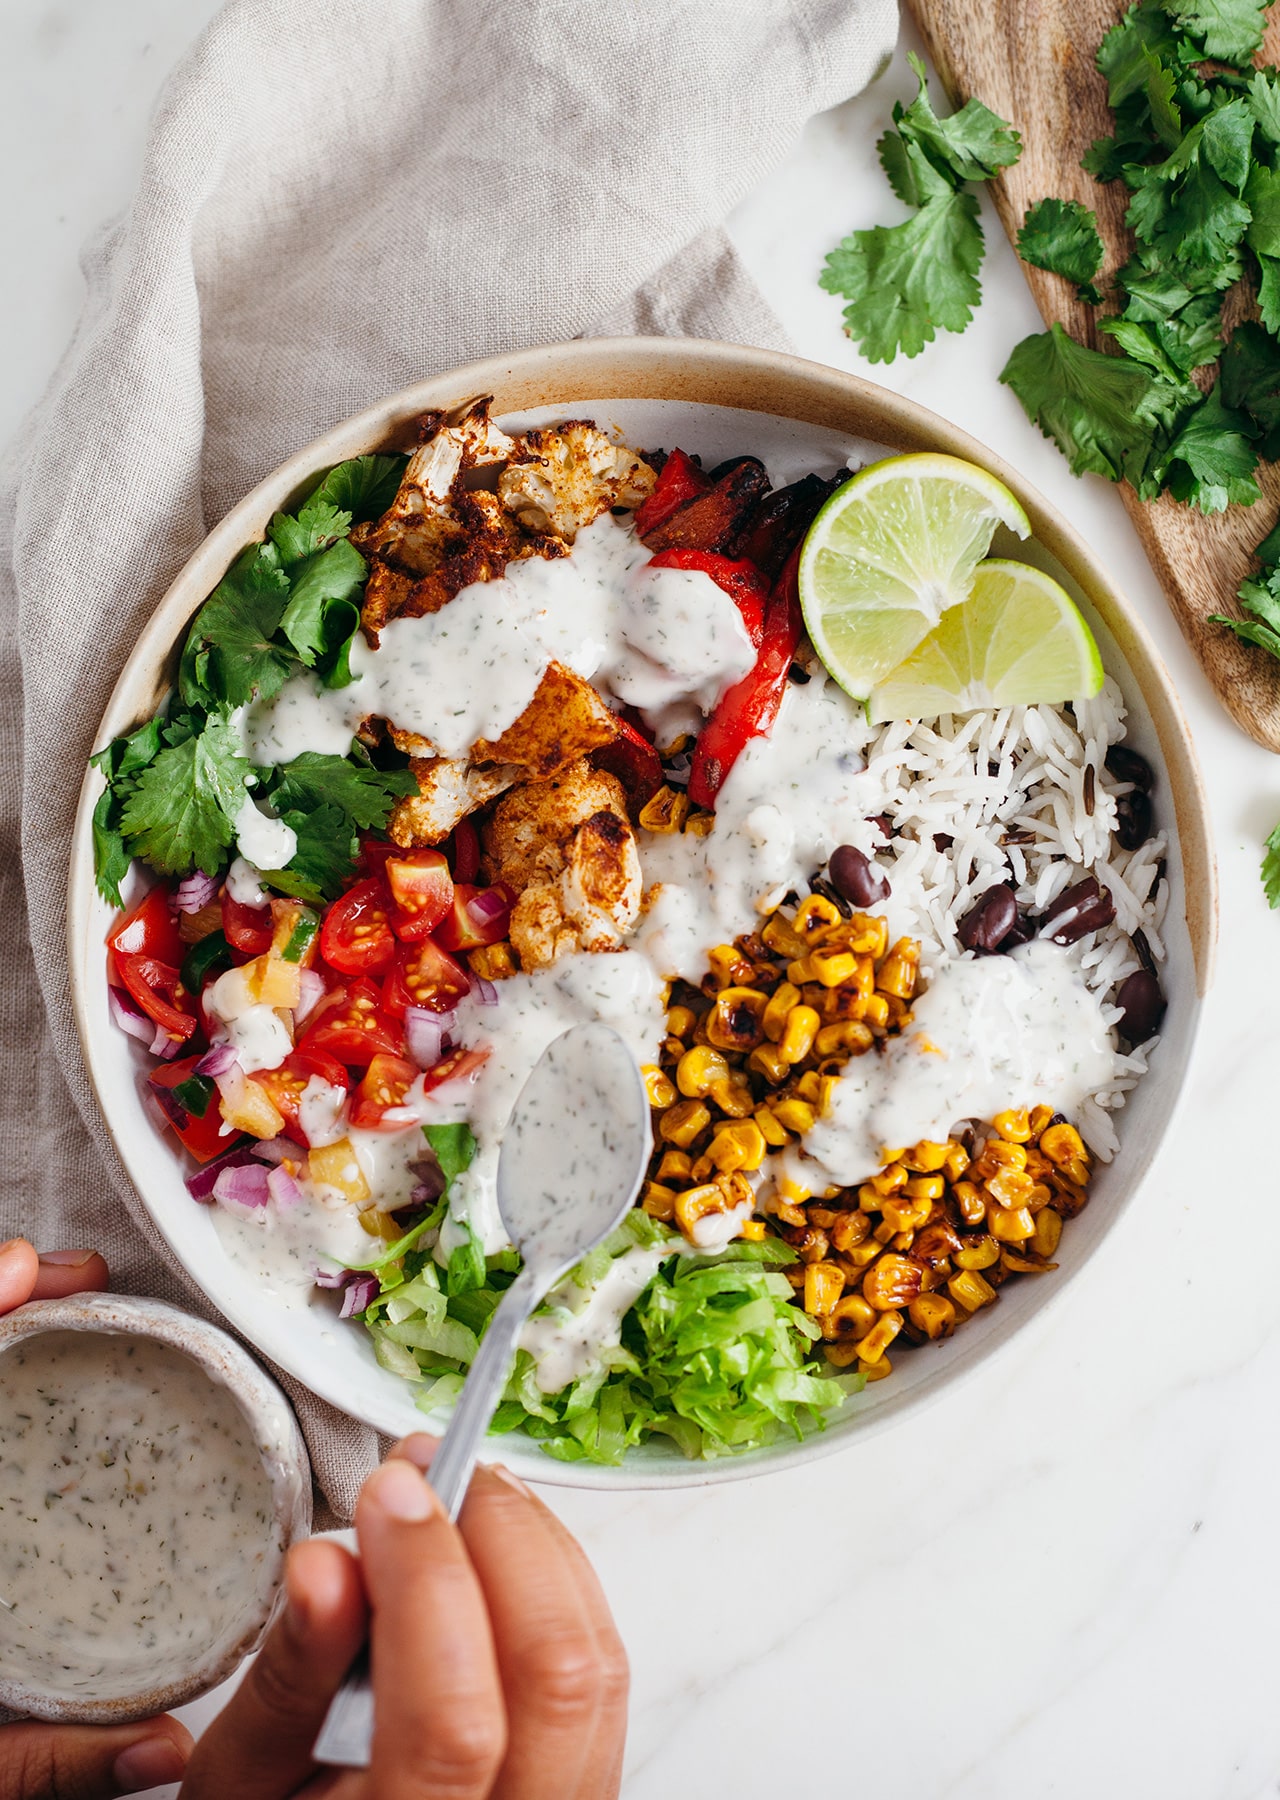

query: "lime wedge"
xmin=866 ymin=558 xmax=1104 ymax=723
xmin=798 ymin=453 xmax=1031 ymax=700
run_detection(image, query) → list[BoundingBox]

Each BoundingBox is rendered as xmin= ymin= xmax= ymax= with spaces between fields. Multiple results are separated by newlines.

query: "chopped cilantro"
xmin=117 ymin=718 xmax=250 ymax=877
xmin=278 ymin=539 xmax=367 ymax=666
xmin=999 ymin=322 xmax=1182 ymax=485
xmin=268 ymin=749 xmax=417 ymax=832
xmin=259 ymin=805 xmax=357 ymax=905
xmin=1263 ymin=823 xmax=1280 ymax=907
xmin=178 ymin=544 xmax=295 ymax=712
xmin=1016 ymin=198 xmax=1106 ymax=302
xmin=424 ymin=1123 xmax=478 ymax=1184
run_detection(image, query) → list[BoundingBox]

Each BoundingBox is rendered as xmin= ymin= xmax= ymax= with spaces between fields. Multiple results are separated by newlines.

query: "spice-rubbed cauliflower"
xmin=480 ymin=762 xmax=641 ymax=970
xmin=498 ymin=423 xmax=656 ymax=541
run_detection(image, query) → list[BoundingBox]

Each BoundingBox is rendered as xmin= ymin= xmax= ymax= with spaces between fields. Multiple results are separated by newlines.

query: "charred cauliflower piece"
xmin=498 ymin=424 xmax=655 ymax=541
xmin=474 ymin=662 xmax=619 ymax=778
xmin=389 ymin=756 xmax=521 ymax=847
xmin=481 ymin=763 xmax=641 ymax=970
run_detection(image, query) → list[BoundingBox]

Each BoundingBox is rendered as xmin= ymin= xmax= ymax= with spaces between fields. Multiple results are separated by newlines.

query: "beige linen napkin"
xmin=0 ymin=0 xmax=896 ymax=1525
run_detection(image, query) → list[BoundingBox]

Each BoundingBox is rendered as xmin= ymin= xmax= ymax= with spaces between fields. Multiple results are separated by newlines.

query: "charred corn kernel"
xmin=309 ymin=1138 xmax=371 ymax=1205
xmin=689 ymin=1153 xmax=714 ymax=1182
xmin=786 ymin=955 xmax=816 ymax=985
xmin=994 ymin=1107 xmax=1032 ymax=1144
xmin=772 ymin=1097 xmax=817 ymax=1134
xmin=659 ymin=1099 xmax=710 ymax=1147
xmin=831 ymin=1210 xmax=872 ymax=1252
xmin=854 ymin=1309 xmax=902 ymax=1362
xmin=909 ymin=1292 xmax=957 ymax=1339
xmin=708 ymin=1120 xmax=767 ymax=1173
xmin=358 ymin=1208 xmax=400 ymax=1240
xmin=841 ymin=1238 xmax=882 ymax=1269
xmin=809 ymin=1205 xmax=840 ymax=1228
xmin=809 ymin=945 xmax=858 ymax=987
xmin=1026 ymin=1182 xmax=1053 ymax=1212
xmin=863 ymin=993 xmax=890 ymax=1030
xmin=717 ymin=1171 xmax=755 ymax=1209
xmin=708 ymin=1075 xmax=755 ymax=1119
xmin=655 ymin=1150 xmax=693 ymax=1184
xmin=638 ymin=784 xmax=689 ymax=833
xmin=1030 ymin=1103 xmax=1055 ymax=1134
xmin=848 ymin=914 xmax=889 ymax=959
xmin=953 ymin=1180 xmax=986 ymax=1227
xmin=674 ymin=1183 xmax=731 ymax=1238
xmin=902 ymin=1140 xmax=950 ymax=1174
xmin=944 ymin=1143 xmax=970 ymax=1183
xmin=871 ymin=1162 xmax=908 ymax=1197
xmin=666 ymin=1004 xmax=697 ymax=1039
xmin=707 ymin=944 xmax=749 ymax=989
xmin=987 ymin=1168 xmax=1036 ymax=1207
xmin=862 ymin=1254 xmax=923 ymax=1310
xmin=989 ymin=1204 xmax=1035 ymax=1243
xmin=859 ymin=1354 xmax=893 ymax=1381
xmin=905 ymin=1174 xmax=944 ymax=1201
xmin=829 ymin=1292 xmax=876 ymax=1339
xmin=873 ymin=1218 xmax=899 ymax=1245
xmin=954 ymin=1234 xmax=999 ymax=1270
xmin=815 ymin=1020 xmax=875 ymax=1057
xmin=876 ymin=939 xmax=919 ymax=998
xmin=1040 ymin=1122 xmax=1086 ymax=1167
xmin=642 ymin=1065 xmax=676 ymax=1109
xmin=676 ymin=1046 xmax=729 ymax=1097
xmin=748 ymin=1043 xmax=791 ymax=1084
xmin=881 ymin=1191 xmax=933 ymax=1233
xmin=685 ymin=808 xmax=715 ymax=837
xmin=804 ymin=1261 xmax=846 ymax=1315
xmin=777 ymin=1173 xmax=813 ymax=1207
xmin=762 ymin=981 xmax=801 ymax=1041
xmin=817 ymin=1074 xmax=841 ymax=1113
xmin=858 ymin=1183 xmax=883 ymax=1212
xmin=754 ymin=1106 xmax=790 ymax=1147
xmin=948 ymin=1269 xmax=997 ymax=1312
xmin=1001 ymin=1249 xmax=1051 ymax=1274
xmin=761 ymin=913 xmax=809 ymax=959
xmin=793 ymin=1070 xmax=825 ymax=1105
xmin=1062 ymin=1157 xmax=1091 ymax=1187
xmin=705 ymin=988 xmax=767 ymax=1052
xmin=794 ymin=894 xmax=841 ymax=939
xmin=470 ymin=941 xmax=517 ymax=982
xmin=773 ymin=1198 xmax=808 ymax=1227
xmin=823 ymin=1341 xmax=862 ymax=1368
xmin=740 ymin=1218 xmax=767 ymax=1242
xmin=1031 ymin=1209 xmax=1063 ymax=1258
xmin=641 ymin=1182 xmax=677 ymax=1221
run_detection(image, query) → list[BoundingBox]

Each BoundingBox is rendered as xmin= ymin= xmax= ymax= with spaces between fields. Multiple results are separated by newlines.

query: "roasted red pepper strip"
xmin=633 ymin=449 xmax=710 ymax=539
xmin=646 ymin=549 xmax=768 ymax=648
xmin=591 ymin=713 xmax=664 ymax=815
xmin=688 ymin=544 xmax=804 ymax=810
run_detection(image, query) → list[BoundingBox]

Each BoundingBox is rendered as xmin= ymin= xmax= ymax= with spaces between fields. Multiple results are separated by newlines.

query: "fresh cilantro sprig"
xmin=92 ymin=453 xmax=411 ymax=907
xmin=820 ymin=53 xmax=1021 ymax=362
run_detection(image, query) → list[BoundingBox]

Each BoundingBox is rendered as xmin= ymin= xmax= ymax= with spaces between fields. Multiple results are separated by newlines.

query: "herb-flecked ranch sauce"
xmin=0 ymin=1331 xmax=281 ymax=1700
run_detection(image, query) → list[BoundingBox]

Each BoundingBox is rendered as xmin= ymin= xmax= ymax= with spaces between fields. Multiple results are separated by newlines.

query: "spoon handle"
xmin=312 ymin=1264 xmax=544 ymax=1768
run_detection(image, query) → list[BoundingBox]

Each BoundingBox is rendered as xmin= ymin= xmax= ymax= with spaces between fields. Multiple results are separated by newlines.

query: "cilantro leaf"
xmin=92 ymin=788 xmax=131 ymax=908
xmin=260 ymin=804 xmax=357 ymax=904
xmin=895 ymin=52 xmax=1021 ymax=184
xmin=91 ymin=717 xmax=163 ymax=784
xmin=999 ymin=322 xmax=1183 ymax=484
xmin=268 ymin=496 xmax=352 ymax=568
xmin=1099 ymin=316 xmax=1200 ymax=388
xmin=1153 ymin=383 xmax=1261 ymax=512
xmin=1219 ymin=321 xmax=1280 ymax=459
xmin=119 ymin=719 xmax=251 ymax=876
xmin=1097 ymin=1 xmax=1195 ymax=112
xmin=1126 ymin=160 xmax=1251 ymax=268
xmin=877 ymin=129 xmax=954 ymax=206
xmin=1263 ymin=823 xmax=1280 ymax=909
xmin=178 ymin=544 xmax=296 ymax=710
xmin=1248 ymin=70 xmax=1280 ymax=144
xmin=306 ymin=454 xmax=408 ymax=523
xmin=424 ymin=1123 xmax=478 ymax=1185
xmin=268 ymin=749 xmax=417 ymax=831
xmin=821 ymin=189 xmax=984 ymax=362
xmin=278 ymin=539 xmax=367 ymax=665
xmin=1017 ymin=198 xmax=1106 ymax=300
xmin=1164 ymin=0 xmax=1266 ymax=66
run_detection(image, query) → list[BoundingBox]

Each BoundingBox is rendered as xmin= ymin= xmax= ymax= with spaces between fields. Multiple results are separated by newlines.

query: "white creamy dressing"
xmin=225 ymin=855 xmax=270 ymax=907
xmin=787 ymin=940 xmax=1117 ymax=1193
xmin=0 ymin=1331 xmax=280 ymax=1699
xmin=206 ymin=964 xmax=293 ymax=1074
xmin=233 ymin=795 xmax=297 ymax=869
xmin=211 ymin=1187 xmax=376 ymax=1308
xmin=518 ymin=1242 xmax=674 ymax=1394
xmin=245 ymin=512 xmax=754 ymax=765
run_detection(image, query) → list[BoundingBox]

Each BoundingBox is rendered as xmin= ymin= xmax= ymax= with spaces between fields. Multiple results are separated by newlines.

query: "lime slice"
xmin=799 ymin=453 xmax=1030 ymax=700
xmin=866 ymin=558 xmax=1104 ymax=723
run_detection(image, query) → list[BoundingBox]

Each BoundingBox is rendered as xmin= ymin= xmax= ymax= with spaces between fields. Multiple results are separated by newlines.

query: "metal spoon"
xmin=313 ymin=1021 xmax=653 ymax=1767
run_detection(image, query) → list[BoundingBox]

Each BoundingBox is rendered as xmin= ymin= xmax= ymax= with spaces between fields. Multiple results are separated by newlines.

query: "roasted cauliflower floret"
xmin=497 ymin=424 xmax=655 ymax=542
xmin=389 ymin=756 xmax=521 ymax=847
xmin=481 ymin=762 xmax=641 ymax=970
xmin=474 ymin=662 xmax=619 ymax=778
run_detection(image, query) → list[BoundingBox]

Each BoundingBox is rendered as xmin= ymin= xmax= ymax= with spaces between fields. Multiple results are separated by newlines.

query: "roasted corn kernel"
xmin=854 ymin=1309 xmax=903 ymax=1363
xmin=642 ymin=1065 xmax=676 ymax=1109
xmin=948 ymin=1269 xmax=997 ymax=1312
xmin=675 ymin=1046 xmax=729 ymax=1097
xmin=659 ymin=1099 xmax=710 ymax=1147
xmin=708 ymin=1120 xmax=767 ymax=1173
xmin=778 ymin=1004 xmax=821 ymax=1065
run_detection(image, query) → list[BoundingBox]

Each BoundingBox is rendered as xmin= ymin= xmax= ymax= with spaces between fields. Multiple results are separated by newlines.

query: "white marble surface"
xmin=6 ymin=7 xmax=1280 ymax=1798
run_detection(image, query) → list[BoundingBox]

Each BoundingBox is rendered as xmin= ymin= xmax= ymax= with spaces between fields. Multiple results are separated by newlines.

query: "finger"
xmin=31 ymin=1249 xmax=110 ymax=1302
xmin=457 ymin=1466 xmax=629 ymax=1800
xmin=357 ymin=1456 xmax=506 ymax=1800
xmin=0 ymin=1715 xmax=191 ymax=1799
xmin=179 ymin=1538 xmax=366 ymax=1800
xmin=0 ymin=1238 xmax=38 ymax=1312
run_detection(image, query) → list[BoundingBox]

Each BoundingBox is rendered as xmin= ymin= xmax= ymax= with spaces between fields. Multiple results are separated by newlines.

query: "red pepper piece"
xmin=647 ymin=550 xmax=768 ymax=648
xmin=738 ymin=473 xmax=846 ymax=579
xmin=640 ymin=459 xmax=770 ymax=555
xmin=591 ymin=714 xmax=664 ymax=816
xmin=633 ymin=449 xmax=710 ymax=539
xmin=688 ymin=543 xmax=804 ymax=810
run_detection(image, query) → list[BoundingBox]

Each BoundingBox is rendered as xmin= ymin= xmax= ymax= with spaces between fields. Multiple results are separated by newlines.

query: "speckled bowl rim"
xmin=66 ymin=337 xmax=1217 ymax=1490
xmin=0 ymin=1291 xmax=312 ymax=1725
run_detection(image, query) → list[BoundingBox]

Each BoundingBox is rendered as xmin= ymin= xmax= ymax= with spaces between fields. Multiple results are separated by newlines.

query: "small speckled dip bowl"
xmin=0 ymin=1292 xmax=311 ymax=1725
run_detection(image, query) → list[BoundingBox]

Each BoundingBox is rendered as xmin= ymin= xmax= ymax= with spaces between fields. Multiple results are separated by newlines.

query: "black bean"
xmin=1105 ymin=745 xmax=1155 ymax=792
xmin=1115 ymin=969 xmax=1166 ymax=1044
xmin=1131 ymin=928 xmax=1157 ymax=977
xmin=1039 ymin=876 xmax=1116 ymax=945
xmin=787 ymin=663 xmax=811 ymax=684
xmin=1083 ymin=763 xmax=1096 ymax=817
xmin=957 ymin=884 xmax=1019 ymax=952
xmin=829 ymin=844 xmax=890 ymax=907
xmin=809 ymin=874 xmax=853 ymax=919
xmin=1003 ymin=915 xmax=1032 ymax=948
xmin=1114 ymin=789 xmax=1153 ymax=851
xmin=870 ymin=813 xmax=894 ymax=842
xmin=933 ymin=832 xmax=954 ymax=852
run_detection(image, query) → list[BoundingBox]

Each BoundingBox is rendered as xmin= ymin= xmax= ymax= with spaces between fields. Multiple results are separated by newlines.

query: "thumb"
xmin=0 ymin=1716 xmax=192 ymax=1798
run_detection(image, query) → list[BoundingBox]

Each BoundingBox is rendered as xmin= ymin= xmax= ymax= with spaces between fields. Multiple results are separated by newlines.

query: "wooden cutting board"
xmin=905 ymin=0 xmax=1280 ymax=752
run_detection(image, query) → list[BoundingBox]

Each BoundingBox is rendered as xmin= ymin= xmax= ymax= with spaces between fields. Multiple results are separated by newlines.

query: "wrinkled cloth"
xmin=0 ymin=0 xmax=896 ymax=1525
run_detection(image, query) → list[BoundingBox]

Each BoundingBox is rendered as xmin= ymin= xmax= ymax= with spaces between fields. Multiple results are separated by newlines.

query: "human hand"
xmin=179 ymin=1433 xmax=629 ymax=1799
xmin=0 ymin=1238 xmax=194 ymax=1798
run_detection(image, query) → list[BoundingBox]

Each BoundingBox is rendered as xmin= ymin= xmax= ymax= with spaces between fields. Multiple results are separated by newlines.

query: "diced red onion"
xmin=312 ymin=1264 xmax=349 ymax=1289
xmin=194 ymin=1042 xmax=239 ymax=1078
xmin=295 ymin=968 xmax=326 ymax=1027
xmin=404 ymin=1006 xmax=445 ymax=1070
xmin=665 ymin=752 xmax=692 ymax=789
xmin=109 ymin=985 xmax=155 ymax=1045
xmin=467 ymin=970 xmax=499 ymax=1006
xmin=151 ymin=1026 xmax=185 ymax=1060
xmin=185 ymin=1143 xmax=264 ymax=1202
xmin=140 ymin=1085 xmax=173 ymax=1134
xmin=407 ymin=1151 xmax=447 ymax=1205
xmin=465 ymin=888 xmax=510 ymax=926
xmin=174 ymin=870 xmax=220 ymax=914
xmin=267 ymin=1164 xmax=304 ymax=1208
xmin=251 ymin=1136 xmax=297 ymax=1165
xmin=149 ymin=1081 xmax=189 ymax=1129
xmin=213 ymin=1161 xmax=271 ymax=1210
xmin=339 ymin=1273 xmax=380 ymax=1319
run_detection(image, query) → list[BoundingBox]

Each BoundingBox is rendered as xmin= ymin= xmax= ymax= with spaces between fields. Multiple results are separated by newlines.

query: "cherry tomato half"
xmin=386 ymin=849 xmax=454 ymax=942
xmin=421 ymin=1046 xmax=488 ymax=1092
xmin=320 ymin=878 xmax=397 ymax=976
xmin=222 ymin=893 xmax=274 ymax=956
xmin=297 ymin=979 xmax=406 ymax=1069
xmin=117 ymin=954 xmax=197 ymax=1044
xmin=349 ymin=1053 xmax=419 ymax=1131
xmin=148 ymin=1055 xmax=231 ymax=1163
xmin=434 ymin=884 xmax=513 ymax=954
xmin=381 ymin=939 xmax=471 ymax=1018
xmin=108 ymin=887 xmax=184 ymax=967
xmin=251 ymin=1047 xmax=350 ymax=1145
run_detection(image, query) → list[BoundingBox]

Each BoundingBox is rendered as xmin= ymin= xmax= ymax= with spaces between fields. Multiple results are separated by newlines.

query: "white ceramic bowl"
xmin=0 ymin=1291 xmax=311 ymax=1723
xmin=67 ymin=339 xmax=1216 ymax=1489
